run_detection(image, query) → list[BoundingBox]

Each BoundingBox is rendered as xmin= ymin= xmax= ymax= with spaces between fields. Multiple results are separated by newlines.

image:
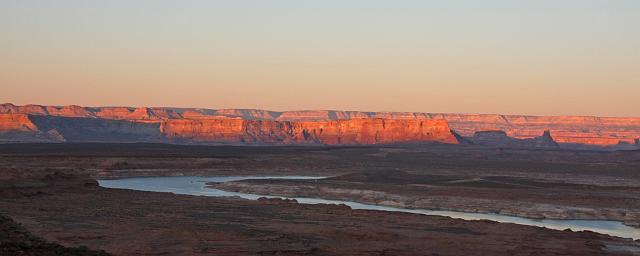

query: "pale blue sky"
xmin=1 ymin=0 xmax=639 ymax=116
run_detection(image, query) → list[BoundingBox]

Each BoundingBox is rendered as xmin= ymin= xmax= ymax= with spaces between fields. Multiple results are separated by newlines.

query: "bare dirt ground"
xmin=1 ymin=143 xmax=640 ymax=255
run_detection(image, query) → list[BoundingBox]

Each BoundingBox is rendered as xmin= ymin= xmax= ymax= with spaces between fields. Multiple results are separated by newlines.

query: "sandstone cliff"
xmin=0 ymin=114 xmax=64 ymax=142
xmin=0 ymin=108 xmax=457 ymax=145
xmin=0 ymin=114 xmax=38 ymax=132
xmin=1 ymin=103 xmax=638 ymax=147
xmin=468 ymin=130 xmax=559 ymax=148
xmin=162 ymin=118 xmax=457 ymax=145
xmin=431 ymin=114 xmax=640 ymax=146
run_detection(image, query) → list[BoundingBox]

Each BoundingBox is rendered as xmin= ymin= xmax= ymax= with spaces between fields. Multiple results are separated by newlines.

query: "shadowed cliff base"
xmin=1 ymin=103 xmax=639 ymax=149
xmin=1 ymin=114 xmax=459 ymax=145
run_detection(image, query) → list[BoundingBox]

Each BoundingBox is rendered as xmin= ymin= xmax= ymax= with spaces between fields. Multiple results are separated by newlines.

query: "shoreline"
xmin=210 ymin=178 xmax=640 ymax=229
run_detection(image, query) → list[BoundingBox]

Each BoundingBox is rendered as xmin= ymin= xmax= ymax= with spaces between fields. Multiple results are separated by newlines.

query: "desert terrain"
xmin=4 ymin=0 xmax=639 ymax=254
xmin=1 ymin=143 xmax=640 ymax=255
xmin=2 ymin=103 xmax=639 ymax=149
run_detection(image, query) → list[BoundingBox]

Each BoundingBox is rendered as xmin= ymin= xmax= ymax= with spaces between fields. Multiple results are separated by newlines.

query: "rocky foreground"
xmin=0 ymin=214 xmax=110 ymax=256
xmin=1 ymin=143 xmax=640 ymax=255
xmin=1 ymin=169 xmax=639 ymax=255
xmin=1 ymin=103 xmax=639 ymax=147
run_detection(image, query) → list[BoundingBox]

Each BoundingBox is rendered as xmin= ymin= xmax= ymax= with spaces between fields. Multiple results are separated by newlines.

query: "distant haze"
xmin=1 ymin=1 xmax=639 ymax=117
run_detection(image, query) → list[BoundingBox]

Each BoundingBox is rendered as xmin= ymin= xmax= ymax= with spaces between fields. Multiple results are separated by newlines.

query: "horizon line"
xmin=2 ymin=102 xmax=639 ymax=119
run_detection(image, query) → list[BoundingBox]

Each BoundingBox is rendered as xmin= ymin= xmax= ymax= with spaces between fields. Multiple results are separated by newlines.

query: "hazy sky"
xmin=1 ymin=0 xmax=639 ymax=116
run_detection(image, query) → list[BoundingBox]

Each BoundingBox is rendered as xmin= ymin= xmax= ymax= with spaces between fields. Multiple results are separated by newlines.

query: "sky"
xmin=1 ymin=0 xmax=639 ymax=116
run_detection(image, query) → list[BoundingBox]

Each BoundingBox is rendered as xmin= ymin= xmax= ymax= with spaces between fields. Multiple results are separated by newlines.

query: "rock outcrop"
xmin=0 ymin=114 xmax=60 ymax=143
xmin=468 ymin=130 xmax=559 ymax=148
xmin=94 ymin=107 xmax=181 ymax=120
xmin=1 ymin=103 xmax=639 ymax=147
xmin=433 ymin=114 xmax=640 ymax=146
xmin=0 ymin=114 xmax=38 ymax=132
xmin=535 ymin=130 xmax=559 ymax=147
xmin=0 ymin=109 xmax=458 ymax=145
xmin=161 ymin=118 xmax=458 ymax=145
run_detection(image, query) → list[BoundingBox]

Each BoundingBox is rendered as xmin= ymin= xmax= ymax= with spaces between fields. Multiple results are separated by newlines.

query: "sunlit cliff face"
xmin=1 ymin=104 xmax=639 ymax=146
xmin=160 ymin=119 xmax=458 ymax=145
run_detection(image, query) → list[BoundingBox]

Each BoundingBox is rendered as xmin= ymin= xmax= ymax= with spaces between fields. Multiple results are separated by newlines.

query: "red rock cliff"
xmin=293 ymin=119 xmax=457 ymax=145
xmin=1 ymin=103 xmax=639 ymax=146
xmin=430 ymin=114 xmax=640 ymax=146
xmin=0 ymin=114 xmax=38 ymax=132
xmin=161 ymin=118 xmax=457 ymax=145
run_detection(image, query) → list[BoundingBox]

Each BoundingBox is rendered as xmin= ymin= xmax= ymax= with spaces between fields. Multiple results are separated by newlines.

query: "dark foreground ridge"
xmin=0 ymin=214 xmax=110 ymax=256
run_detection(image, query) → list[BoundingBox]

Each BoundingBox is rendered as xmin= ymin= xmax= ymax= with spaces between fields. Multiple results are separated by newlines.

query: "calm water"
xmin=98 ymin=176 xmax=640 ymax=240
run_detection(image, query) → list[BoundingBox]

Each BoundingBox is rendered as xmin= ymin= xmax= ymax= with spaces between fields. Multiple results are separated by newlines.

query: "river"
xmin=98 ymin=176 xmax=640 ymax=240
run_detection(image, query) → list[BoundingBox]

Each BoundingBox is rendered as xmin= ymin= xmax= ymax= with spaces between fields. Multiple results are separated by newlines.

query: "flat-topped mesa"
xmin=469 ymin=130 xmax=558 ymax=148
xmin=275 ymin=110 xmax=371 ymax=121
xmin=0 ymin=104 xmax=182 ymax=120
xmin=436 ymin=114 xmax=640 ymax=146
xmin=95 ymin=107 xmax=181 ymax=120
xmin=161 ymin=119 xmax=296 ymax=144
xmin=274 ymin=111 xmax=435 ymax=121
xmin=0 ymin=103 xmax=95 ymax=118
xmin=295 ymin=118 xmax=458 ymax=145
xmin=214 ymin=109 xmax=281 ymax=120
xmin=45 ymin=105 xmax=95 ymax=118
xmin=161 ymin=118 xmax=458 ymax=145
xmin=0 ymin=104 xmax=48 ymax=115
xmin=1 ymin=104 xmax=639 ymax=146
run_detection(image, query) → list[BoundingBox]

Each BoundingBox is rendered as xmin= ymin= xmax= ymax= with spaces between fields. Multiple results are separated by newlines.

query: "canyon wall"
xmin=1 ymin=103 xmax=639 ymax=147
xmin=431 ymin=114 xmax=640 ymax=146
xmin=0 ymin=105 xmax=457 ymax=145
xmin=0 ymin=114 xmax=38 ymax=132
xmin=0 ymin=114 xmax=52 ymax=143
xmin=162 ymin=118 xmax=457 ymax=145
